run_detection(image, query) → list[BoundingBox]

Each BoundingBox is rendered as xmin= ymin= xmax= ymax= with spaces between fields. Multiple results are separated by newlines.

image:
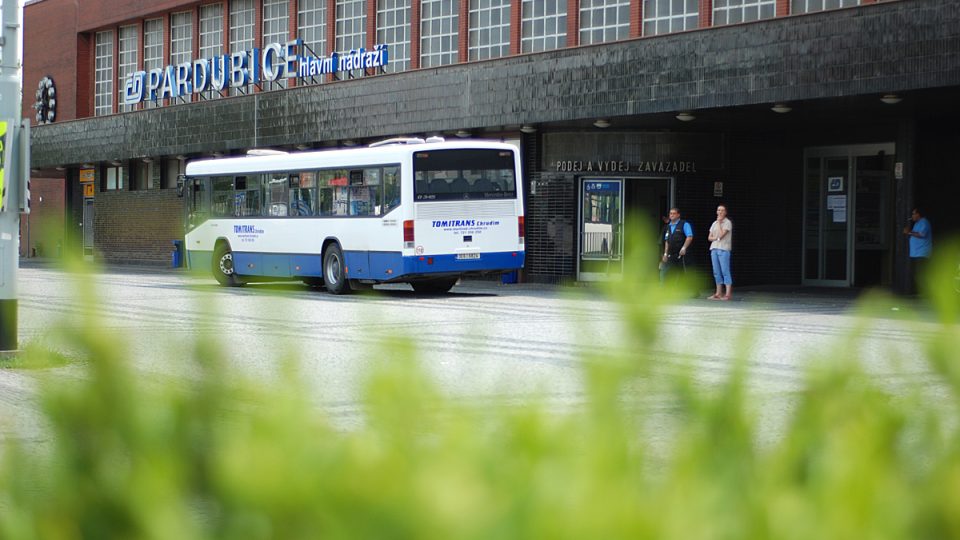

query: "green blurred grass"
xmin=1 ymin=235 xmax=959 ymax=539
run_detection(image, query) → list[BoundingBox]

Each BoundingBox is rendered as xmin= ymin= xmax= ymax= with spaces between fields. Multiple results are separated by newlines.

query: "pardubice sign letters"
xmin=123 ymin=41 xmax=389 ymax=106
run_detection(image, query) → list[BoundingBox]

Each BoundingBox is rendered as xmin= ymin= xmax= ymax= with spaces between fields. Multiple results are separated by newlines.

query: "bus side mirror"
xmin=177 ymin=175 xmax=186 ymax=197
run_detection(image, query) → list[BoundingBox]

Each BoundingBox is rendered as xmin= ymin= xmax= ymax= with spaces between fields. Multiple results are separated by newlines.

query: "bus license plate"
xmin=456 ymin=252 xmax=481 ymax=260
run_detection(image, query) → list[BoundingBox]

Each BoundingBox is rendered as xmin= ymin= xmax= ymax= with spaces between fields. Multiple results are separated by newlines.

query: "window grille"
xmin=521 ymin=0 xmax=566 ymax=53
xmin=95 ymin=30 xmax=114 ymax=116
xmin=143 ymin=19 xmax=163 ymax=108
xmin=713 ymin=0 xmax=776 ymax=26
xmin=469 ymin=0 xmax=510 ymax=61
xmin=377 ymin=0 xmax=411 ymax=72
xmin=642 ymin=0 xmax=698 ymax=36
xmin=200 ymin=3 xmax=224 ymax=100
xmin=117 ymin=25 xmax=138 ymax=112
xmin=580 ymin=0 xmax=629 ymax=45
xmin=420 ymin=0 xmax=459 ymax=67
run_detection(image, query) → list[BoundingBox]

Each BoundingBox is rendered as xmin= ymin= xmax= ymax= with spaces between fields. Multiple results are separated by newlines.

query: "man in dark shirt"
xmin=660 ymin=207 xmax=694 ymax=283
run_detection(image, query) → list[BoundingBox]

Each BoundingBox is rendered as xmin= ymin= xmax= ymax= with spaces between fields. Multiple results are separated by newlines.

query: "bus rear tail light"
xmin=404 ymin=220 xmax=415 ymax=249
xmin=518 ymin=216 xmax=525 ymax=246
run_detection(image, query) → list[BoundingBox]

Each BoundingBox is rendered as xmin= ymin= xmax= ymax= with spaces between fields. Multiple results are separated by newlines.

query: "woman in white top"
xmin=707 ymin=204 xmax=733 ymax=300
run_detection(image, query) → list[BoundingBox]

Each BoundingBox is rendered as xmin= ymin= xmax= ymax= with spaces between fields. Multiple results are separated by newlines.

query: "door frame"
xmin=576 ymin=176 xmax=675 ymax=282
xmin=801 ymin=143 xmax=895 ymax=287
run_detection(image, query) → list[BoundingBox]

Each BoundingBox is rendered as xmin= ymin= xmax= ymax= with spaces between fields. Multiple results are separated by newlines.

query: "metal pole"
xmin=0 ymin=0 xmax=23 ymax=352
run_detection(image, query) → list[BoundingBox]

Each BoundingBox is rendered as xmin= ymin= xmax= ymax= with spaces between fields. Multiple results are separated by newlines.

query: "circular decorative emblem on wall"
xmin=34 ymin=76 xmax=56 ymax=124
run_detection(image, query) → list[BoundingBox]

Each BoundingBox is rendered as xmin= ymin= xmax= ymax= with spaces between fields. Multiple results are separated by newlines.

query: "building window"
xmin=143 ymin=18 xmax=163 ymax=109
xmin=230 ymin=0 xmax=255 ymax=95
xmin=714 ymin=0 xmax=775 ymax=25
xmin=199 ymin=4 xmax=224 ymax=100
xmin=117 ymin=25 xmax=138 ymax=113
xmin=133 ymin=161 xmax=154 ymax=190
xmin=336 ymin=0 xmax=367 ymax=77
xmin=94 ymin=30 xmax=114 ymax=116
xmin=420 ymin=0 xmax=458 ymax=67
xmin=642 ymin=0 xmax=697 ymax=36
xmin=104 ymin=165 xmax=125 ymax=191
xmin=469 ymin=0 xmax=510 ymax=61
xmin=263 ymin=0 xmax=289 ymax=89
xmin=170 ymin=11 xmax=193 ymax=103
xmin=377 ymin=0 xmax=411 ymax=72
xmin=163 ymin=158 xmax=184 ymax=189
xmin=298 ymin=0 xmax=328 ymax=58
xmin=791 ymin=0 xmax=860 ymax=13
xmin=521 ymin=0 xmax=566 ymax=53
xmin=580 ymin=0 xmax=629 ymax=45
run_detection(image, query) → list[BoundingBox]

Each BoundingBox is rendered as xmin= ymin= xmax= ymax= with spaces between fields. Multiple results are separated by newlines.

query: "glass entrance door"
xmin=578 ymin=179 xmax=623 ymax=281
xmin=803 ymin=144 xmax=895 ymax=287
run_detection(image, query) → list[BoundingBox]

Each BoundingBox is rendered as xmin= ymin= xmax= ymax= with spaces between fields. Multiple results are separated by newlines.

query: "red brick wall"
xmin=74 ymin=0 xmax=201 ymax=32
xmin=566 ymin=0 xmax=578 ymax=47
xmin=23 ymin=0 xmax=81 ymax=123
xmin=510 ymin=0 xmax=521 ymax=55
xmin=776 ymin=0 xmax=790 ymax=16
xmin=410 ymin=0 xmax=421 ymax=68
xmin=458 ymin=0 xmax=469 ymax=63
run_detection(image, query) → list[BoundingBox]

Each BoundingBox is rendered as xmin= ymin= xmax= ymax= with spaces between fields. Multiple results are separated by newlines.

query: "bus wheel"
xmin=213 ymin=244 xmax=242 ymax=287
xmin=323 ymin=244 xmax=352 ymax=295
xmin=411 ymin=277 xmax=458 ymax=294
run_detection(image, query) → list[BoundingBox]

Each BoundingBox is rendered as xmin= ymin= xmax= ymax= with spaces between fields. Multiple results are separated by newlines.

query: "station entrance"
xmin=577 ymin=176 xmax=672 ymax=281
xmin=802 ymin=143 xmax=896 ymax=287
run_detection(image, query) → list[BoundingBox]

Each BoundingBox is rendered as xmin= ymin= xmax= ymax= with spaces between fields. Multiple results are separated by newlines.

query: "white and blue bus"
xmin=181 ymin=138 xmax=525 ymax=294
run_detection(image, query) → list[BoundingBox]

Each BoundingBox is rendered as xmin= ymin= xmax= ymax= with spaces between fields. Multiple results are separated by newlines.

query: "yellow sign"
xmin=0 ymin=121 xmax=7 ymax=211
xmin=83 ymin=183 xmax=95 ymax=198
xmin=79 ymin=168 xmax=95 ymax=183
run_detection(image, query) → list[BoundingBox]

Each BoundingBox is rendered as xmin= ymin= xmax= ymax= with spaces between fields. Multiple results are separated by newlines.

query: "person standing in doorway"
xmin=903 ymin=207 xmax=932 ymax=294
xmin=707 ymin=204 xmax=733 ymax=300
xmin=660 ymin=207 xmax=694 ymax=283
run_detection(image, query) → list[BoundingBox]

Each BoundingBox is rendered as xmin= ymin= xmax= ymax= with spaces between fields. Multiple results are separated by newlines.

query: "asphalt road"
xmin=2 ymin=265 xmax=947 ymax=444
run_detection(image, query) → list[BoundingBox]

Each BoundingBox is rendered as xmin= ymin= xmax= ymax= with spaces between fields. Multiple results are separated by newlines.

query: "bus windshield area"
xmin=413 ymin=149 xmax=517 ymax=201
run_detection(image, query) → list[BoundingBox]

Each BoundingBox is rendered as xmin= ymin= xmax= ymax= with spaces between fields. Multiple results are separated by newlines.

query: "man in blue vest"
xmin=660 ymin=207 xmax=694 ymax=283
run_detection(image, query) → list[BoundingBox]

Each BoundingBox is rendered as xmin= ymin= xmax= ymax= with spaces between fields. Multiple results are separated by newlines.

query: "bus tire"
xmin=411 ymin=277 xmax=458 ymax=294
xmin=323 ymin=244 xmax=352 ymax=295
xmin=213 ymin=243 xmax=242 ymax=287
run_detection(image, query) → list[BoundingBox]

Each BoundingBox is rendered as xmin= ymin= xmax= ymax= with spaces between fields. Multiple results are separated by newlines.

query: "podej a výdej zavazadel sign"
xmin=123 ymin=40 xmax=389 ymax=106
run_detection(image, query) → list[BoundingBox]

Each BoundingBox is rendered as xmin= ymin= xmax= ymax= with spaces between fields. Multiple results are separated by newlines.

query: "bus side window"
xmin=290 ymin=172 xmax=316 ymax=216
xmin=384 ymin=166 xmax=400 ymax=213
xmin=318 ymin=188 xmax=333 ymax=216
xmin=317 ymin=169 xmax=347 ymax=216
xmin=267 ymin=174 xmax=288 ymax=216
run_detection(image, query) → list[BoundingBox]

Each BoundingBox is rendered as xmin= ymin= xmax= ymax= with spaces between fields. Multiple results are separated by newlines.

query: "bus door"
xmin=181 ymin=175 xmax=209 ymax=233
xmin=578 ymin=178 xmax=623 ymax=281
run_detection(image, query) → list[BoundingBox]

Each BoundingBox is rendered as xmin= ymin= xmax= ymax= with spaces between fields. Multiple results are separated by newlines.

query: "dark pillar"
xmin=893 ymin=117 xmax=916 ymax=295
xmin=0 ymin=299 xmax=16 ymax=351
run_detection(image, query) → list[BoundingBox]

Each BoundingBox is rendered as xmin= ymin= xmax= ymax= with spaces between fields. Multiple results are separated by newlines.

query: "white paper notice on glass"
xmin=827 ymin=195 xmax=846 ymax=210
xmin=833 ymin=209 xmax=847 ymax=223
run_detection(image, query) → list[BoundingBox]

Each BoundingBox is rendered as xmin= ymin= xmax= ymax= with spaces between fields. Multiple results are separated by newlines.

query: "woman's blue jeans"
xmin=711 ymin=248 xmax=732 ymax=286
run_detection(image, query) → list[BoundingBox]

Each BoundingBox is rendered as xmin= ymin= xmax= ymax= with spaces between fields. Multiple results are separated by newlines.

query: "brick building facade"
xmin=21 ymin=0 xmax=960 ymax=292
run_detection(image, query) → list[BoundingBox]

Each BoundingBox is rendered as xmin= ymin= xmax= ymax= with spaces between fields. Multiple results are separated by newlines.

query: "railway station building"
xmin=21 ymin=0 xmax=960 ymax=292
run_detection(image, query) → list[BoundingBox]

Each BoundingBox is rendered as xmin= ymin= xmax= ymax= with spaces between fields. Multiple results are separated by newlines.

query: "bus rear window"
xmin=414 ymin=149 xmax=516 ymax=201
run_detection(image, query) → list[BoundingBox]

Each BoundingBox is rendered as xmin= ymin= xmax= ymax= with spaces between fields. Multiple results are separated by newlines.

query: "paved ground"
xmin=2 ymin=260 xmax=946 ymax=449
